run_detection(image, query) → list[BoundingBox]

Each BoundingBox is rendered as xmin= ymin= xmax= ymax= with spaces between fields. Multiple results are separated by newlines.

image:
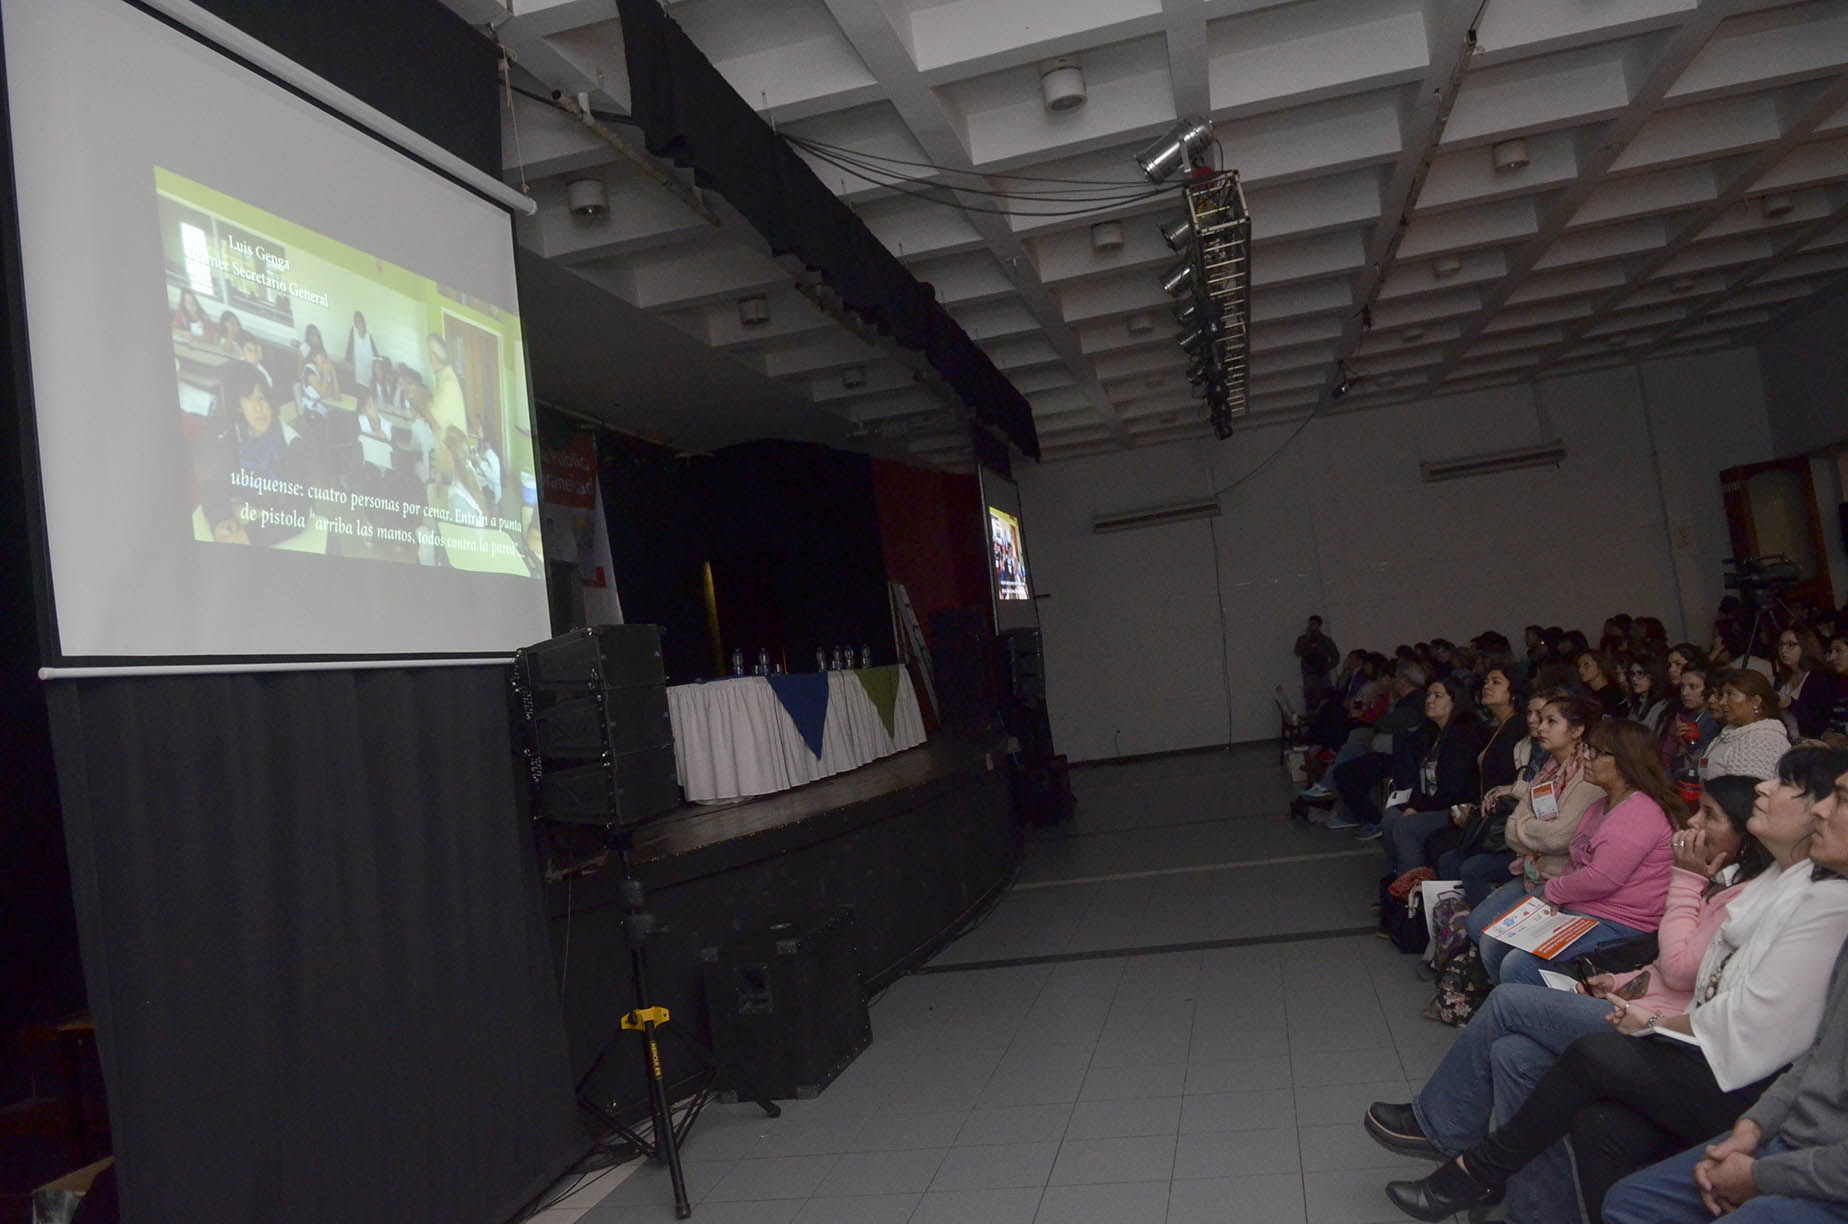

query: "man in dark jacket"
xmin=1295 ymin=615 xmax=1339 ymax=711
xmin=1328 ymin=661 xmax=1428 ymax=834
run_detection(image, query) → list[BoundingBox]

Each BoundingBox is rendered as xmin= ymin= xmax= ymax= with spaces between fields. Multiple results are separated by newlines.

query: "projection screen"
xmin=3 ymin=0 xmax=552 ymax=664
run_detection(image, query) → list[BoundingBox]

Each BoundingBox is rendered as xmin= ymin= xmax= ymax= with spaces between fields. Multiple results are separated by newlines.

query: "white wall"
xmin=1018 ymin=348 xmax=1775 ymax=761
xmin=1758 ymin=294 xmax=1848 ymax=457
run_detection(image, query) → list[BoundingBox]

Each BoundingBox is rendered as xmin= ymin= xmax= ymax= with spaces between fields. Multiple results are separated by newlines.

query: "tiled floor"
xmin=534 ymin=745 xmax=1468 ymax=1224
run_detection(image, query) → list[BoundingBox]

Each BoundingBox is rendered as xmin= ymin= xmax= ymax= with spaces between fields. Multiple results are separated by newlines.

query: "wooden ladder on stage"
xmin=887 ymin=582 xmax=939 ymax=723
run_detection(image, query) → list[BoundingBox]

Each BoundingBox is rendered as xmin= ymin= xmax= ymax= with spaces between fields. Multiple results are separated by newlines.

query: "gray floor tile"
xmin=704 ymin=1155 xmax=840 ymax=1203
xmin=812 ymin=1148 xmax=947 ymax=1196
xmin=1172 ymin=1124 xmax=1301 ymax=1180
xmin=1302 ymin=1167 xmax=1413 ymax=1224
xmin=956 ymin=1103 xmax=1075 ymax=1147
xmin=581 ymin=1200 xmax=803 ymax=1224
xmin=1178 ymin=1087 xmax=1296 ymax=1134
xmin=979 ymin=1064 xmax=1088 ymax=1108
xmin=1183 ymin=1056 xmax=1294 ymax=1095
xmin=1293 ymin=1081 xmax=1411 ymax=1129
xmin=931 ymin=1141 xmax=1061 ymax=1191
xmin=1166 ymin=1173 xmax=1306 ymax=1224
xmin=1064 ymin=1095 xmax=1182 ymax=1141
xmin=790 ymin=1192 xmax=920 ymax=1222
xmin=1079 ymin=1061 xmax=1188 ymax=1101
xmin=1033 ymin=1180 xmax=1170 ymax=1223
xmin=1048 ymin=1134 xmax=1177 ymax=1184
xmin=909 ymin=1186 xmax=1045 ymax=1224
xmin=1290 ymin=1047 xmax=1406 ymax=1088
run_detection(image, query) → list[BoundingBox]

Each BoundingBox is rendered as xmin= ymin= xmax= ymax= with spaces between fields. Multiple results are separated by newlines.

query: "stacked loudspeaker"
xmin=513 ymin=625 xmax=682 ymax=828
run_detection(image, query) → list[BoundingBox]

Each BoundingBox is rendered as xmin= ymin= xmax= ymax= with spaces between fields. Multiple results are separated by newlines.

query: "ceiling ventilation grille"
xmin=1091 ymin=500 xmax=1222 ymax=534
xmin=1421 ymin=441 xmax=1567 ymax=483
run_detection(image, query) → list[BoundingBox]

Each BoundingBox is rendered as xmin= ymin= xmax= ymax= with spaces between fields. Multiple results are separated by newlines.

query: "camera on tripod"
xmin=1722 ymin=554 xmax=1799 ymax=601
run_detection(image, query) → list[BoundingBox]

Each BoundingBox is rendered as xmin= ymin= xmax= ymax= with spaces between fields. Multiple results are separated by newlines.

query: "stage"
xmin=549 ymin=729 xmax=1023 ymax=1107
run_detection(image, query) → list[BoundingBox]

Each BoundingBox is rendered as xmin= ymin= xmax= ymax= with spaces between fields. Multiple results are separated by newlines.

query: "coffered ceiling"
xmin=438 ymin=0 xmax=1848 ymax=466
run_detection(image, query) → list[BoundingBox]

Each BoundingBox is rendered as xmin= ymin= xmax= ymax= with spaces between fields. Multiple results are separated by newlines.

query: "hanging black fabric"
xmin=616 ymin=0 xmax=1039 ymax=460
xmin=46 ymin=666 xmax=580 ymax=1224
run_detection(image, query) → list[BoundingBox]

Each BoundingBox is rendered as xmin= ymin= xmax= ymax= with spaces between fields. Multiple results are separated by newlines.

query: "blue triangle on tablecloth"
xmin=765 ymin=672 xmax=830 ymax=759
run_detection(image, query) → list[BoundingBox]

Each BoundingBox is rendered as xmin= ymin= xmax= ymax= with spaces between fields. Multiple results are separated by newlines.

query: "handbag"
xmin=1425 ymin=943 xmax=1492 ymax=1026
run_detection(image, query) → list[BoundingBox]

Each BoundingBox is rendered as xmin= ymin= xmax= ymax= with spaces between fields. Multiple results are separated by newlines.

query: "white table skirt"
xmin=666 ymin=667 xmax=926 ymax=803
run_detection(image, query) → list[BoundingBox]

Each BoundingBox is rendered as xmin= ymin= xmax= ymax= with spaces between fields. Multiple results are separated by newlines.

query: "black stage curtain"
xmin=45 ymin=666 xmax=580 ymax=1224
xmin=615 ymin=0 xmax=1039 ymax=460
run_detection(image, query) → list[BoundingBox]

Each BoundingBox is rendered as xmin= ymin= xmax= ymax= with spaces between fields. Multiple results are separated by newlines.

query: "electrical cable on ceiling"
xmin=789 ymin=139 xmax=1176 ymax=205
xmin=783 ymin=133 xmax=1154 ymax=187
xmin=792 ymin=142 xmax=1177 ymax=218
xmin=1210 ymin=408 xmax=1320 ymax=498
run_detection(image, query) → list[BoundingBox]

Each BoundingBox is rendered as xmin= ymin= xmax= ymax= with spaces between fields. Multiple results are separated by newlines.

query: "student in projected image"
xmin=355 ymin=358 xmax=394 ymax=443
xmin=424 ymin=333 xmax=467 ymax=441
xmin=343 ymin=311 xmax=376 ymax=388
xmin=170 ymin=288 xmax=217 ymax=345
xmin=217 ymin=310 xmax=246 ymax=356
xmin=198 ymin=360 xmax=310 ymax=545
xmin=297 ymin=323 xmax=341 ymax=411
xmin=362 ymin=355 xmax=398 ymax=428
xmin=239 ymin=337 xmax=287 ymax=402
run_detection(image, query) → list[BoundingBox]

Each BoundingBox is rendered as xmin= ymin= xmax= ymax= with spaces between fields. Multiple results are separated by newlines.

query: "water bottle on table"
xmin=730 ymin=648 xmax=743 ymax=677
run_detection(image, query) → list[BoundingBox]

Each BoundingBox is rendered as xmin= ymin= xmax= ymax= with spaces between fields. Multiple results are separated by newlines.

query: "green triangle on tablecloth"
xmin=854 ymin=665 xmax=902 ymax=739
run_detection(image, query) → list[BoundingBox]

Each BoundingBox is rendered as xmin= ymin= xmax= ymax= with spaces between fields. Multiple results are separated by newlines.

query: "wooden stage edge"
xmin=551 ymin=729 xmax=1024 ymax=1092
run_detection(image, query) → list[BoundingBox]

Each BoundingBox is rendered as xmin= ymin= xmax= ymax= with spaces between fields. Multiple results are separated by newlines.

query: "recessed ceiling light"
xmin=738 ymin=296 xmax=770 ymax=326
xmin=1126 ymin=312 xmax=1155 ymax=335
xmin=1090 ymin=221 xmax=1124 ymax=252
xmin=1432 ymin=254 xmax=1463 ymax=279
xmin=1760 ymin=193 xmax=1795 ymax=219
xmin=1402 ymin=327 xmax=1425 ymax=344
xmin=1605 ymin=334 xmax=1626 ymax=347
xmin=841 ymin=365 xmax=866 ymax=389
xmin=566 ymin=178 xmax=608 ymax=217
xmin=1491 ymin=138 xmax=1530 ymax=172
xmin=1670 ymin=276 xmax=1697 ymax=294
xmin=1039 ymin=56 xmax=1086 ymax=113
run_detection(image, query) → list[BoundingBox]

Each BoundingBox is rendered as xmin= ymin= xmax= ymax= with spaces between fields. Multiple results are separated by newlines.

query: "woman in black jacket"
xmin=1376 ymin=674 xmax=1488 ymax=874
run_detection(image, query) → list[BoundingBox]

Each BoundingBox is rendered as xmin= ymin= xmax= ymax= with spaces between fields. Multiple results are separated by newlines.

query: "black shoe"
xmin=1364 ymin=1102 xmax=1442 ymax=1160
xmin=1384 ymin=1159 xmax=1503 ymax=1222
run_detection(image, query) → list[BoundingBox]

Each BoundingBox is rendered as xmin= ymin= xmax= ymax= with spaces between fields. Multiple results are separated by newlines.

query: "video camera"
xmin=1722 ymin=554 xmax=1799 ymax=600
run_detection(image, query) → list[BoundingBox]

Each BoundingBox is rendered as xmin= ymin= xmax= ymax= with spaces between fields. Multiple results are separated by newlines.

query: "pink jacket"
xmin=1541 ymin=792 xmax=1674 ymax=931
xmin=1609 ymin=867 xmax=1745 ymax=1016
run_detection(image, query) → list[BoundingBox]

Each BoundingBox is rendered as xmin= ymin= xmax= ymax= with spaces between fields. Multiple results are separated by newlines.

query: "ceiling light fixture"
xmin=1491 ymin=138 xmax=1530 ymax=172
xmin=1670 ymin=276 xmax=1697 ymax=294
xmin=1039 ymin=56 xmax=1087 ymax=113
xmin=1159 ymin=215 xmax=1193 ymax=251
xmin=738 ymin=296 xmax=770 ymax=327
xmin=1136 ymin=115 xmax=1214 ymax=184
xmin=1090 ymin=221 xmax=1124 ymax=252
xmin=566 ymin=177 xmax=608 ymax=217
xmin=1402 ymin=327 xmax=1425 ymax=344
xmin=1126 ymin=312 xmax=1155 ymax=335
xmin=840 ymin=365 xmax=867 ymax=389
xmin=1760 ymin=192 xmax=1795 ymax=219
xmin=1432 ymin=254 xmax=1463 ymax=279
xmin=1160 ymin=259 xmax=1195 ymax=297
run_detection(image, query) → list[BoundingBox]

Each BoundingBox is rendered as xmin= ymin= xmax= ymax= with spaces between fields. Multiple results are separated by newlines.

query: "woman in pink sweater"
xmin=1476 ymin=717 xmax=1681 ymax=986
xmin=1365 ymin=773 xmax=1768 ymax=1224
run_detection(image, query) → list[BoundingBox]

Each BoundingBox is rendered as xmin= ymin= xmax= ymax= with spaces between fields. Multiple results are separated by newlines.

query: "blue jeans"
xmin=1412 ymin=983 xmax=1616 ymax=1224
xmin=1383 ymin=806 xmax=1453 ymax=874
xmin=1434 ymin=850 xmax=1518 ymax=907
xmin=1466 ymin=878 xmax=1647 ymax=987
xmin=1604 ymin=1135 xmax=1848 ymax=1223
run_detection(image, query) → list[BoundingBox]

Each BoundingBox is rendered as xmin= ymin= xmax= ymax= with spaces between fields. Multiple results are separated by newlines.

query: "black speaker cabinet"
xmin=533 ymin=748 xmax=681 ymax=827
xmin=701 ymin=909 xmax=870 ymax=1100
xmin=515 ymin=624 xmax=665 ymax=694
xmin=530 ymin=686 xmax=672 ymax=760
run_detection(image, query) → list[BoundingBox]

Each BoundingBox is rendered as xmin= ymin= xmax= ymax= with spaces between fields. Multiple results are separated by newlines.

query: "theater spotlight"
xmin=1331 ymin=365 xmax=1352 ymax=400
xmin=1159 ymin=215 xmax=1194 ymax=252
xmin=1136 ymin=115 xmax=1214 ymax=184
xmin=1172 ymin=298 xmax=1201 ymax=327
xmin=1160 ymin=259 xmax=1195 ymax=297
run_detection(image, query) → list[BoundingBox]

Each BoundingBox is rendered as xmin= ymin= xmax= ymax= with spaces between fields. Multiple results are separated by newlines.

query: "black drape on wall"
xmin=46 ymin=666 xmax=580 ymax=1224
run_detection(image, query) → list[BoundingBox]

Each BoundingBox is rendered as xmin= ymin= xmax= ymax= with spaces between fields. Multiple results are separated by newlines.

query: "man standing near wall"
xmin=1296 ymin=614 xmax=1339 ymax=710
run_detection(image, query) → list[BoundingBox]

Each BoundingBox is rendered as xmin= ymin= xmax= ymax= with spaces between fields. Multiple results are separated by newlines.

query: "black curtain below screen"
xmin=46 ymin=666 xmax=579 ymax=1224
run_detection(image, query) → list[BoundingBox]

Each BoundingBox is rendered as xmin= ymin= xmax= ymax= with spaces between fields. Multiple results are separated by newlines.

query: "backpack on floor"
xmin=1376 ymin=870 xmax=1432 ymax=955
xmin=1426 ymin=943 xmax=1492 ymax=1026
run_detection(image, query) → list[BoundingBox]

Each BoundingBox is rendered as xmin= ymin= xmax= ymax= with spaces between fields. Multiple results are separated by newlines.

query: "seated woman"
xmin=1368 ymin=774 xmax=1766 ymax=1224
xmin=217 ymin=310 xmax=245 ymax=356
xmin=1703 ymin=669 xmax=1792 ymax=781
xmin=1469 ymin=708 xmax=1674 ymax=987
xmin=1778 ymin=626 xmax=1836 ymax=739
xmin=1664 ymin=665 xmax=1720 ymax=808
xmin=170 ymin=288 xmax=216 ymax=344
xmin=1383 ymin=746 xmax=1848 ymax=1223
xmin=1666 ymin=642 xmax=1710 ymax=688
xmin=1578 ymin=650 xmax=1627 ymax=717
xmin=1440 ymin=685 xmax=1546 ymax=906
xmin=1829 ymin=633 xmax=1848 ymax=737
xmin=1625 ymin=654 xmax=1670 ymax=734
xmin=1377 ymin=675 xmax=1487 ymax=873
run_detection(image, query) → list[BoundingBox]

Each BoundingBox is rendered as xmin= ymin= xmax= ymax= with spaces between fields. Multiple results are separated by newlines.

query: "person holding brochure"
xmin=1465 ymin=695 xmax=1608 ymax=984
xmin=1365 ymin=774 xmax=1767 ymax=1224
xmin=1379 ymin=746 xmax=1848 ymax=1223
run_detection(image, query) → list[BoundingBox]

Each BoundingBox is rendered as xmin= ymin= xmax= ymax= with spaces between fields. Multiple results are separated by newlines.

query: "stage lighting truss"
xmin=1178 ymin=171 xmax=1251 ymax=440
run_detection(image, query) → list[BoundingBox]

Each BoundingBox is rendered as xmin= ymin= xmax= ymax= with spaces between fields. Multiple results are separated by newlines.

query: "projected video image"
xmin=989 ymin=506 xmax=1030 ymax=601
xmin=159 ymin=168 xmax=543 ymax=577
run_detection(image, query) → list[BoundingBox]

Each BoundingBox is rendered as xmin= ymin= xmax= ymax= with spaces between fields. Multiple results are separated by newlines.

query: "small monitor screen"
xmin=978 ymin=467 xmax=1038 ymax=632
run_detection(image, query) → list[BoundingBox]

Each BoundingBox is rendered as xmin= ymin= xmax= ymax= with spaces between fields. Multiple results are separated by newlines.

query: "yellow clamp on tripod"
xmin=621 ymin=1006 xmax=671 ymax=1031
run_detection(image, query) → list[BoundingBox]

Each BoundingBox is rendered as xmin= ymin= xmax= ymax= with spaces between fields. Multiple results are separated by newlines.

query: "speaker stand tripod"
xmin=573 ymin=835 xmax=779 ymax=1220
